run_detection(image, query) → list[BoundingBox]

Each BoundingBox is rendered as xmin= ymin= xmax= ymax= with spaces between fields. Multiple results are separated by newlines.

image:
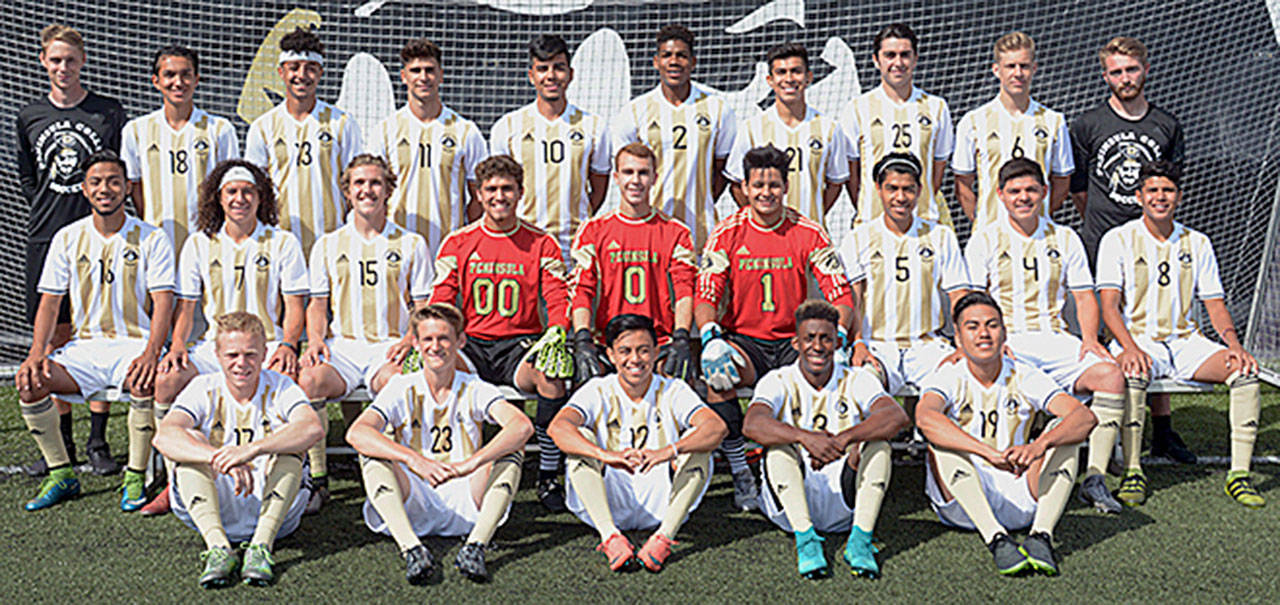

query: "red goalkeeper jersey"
xmin=429 ymin=220 xmax=570 ymax=339
xmin=696 ymin=206 xmax=852 ymax=340
xmin=568 ymin=210 xmax=697 ymax=341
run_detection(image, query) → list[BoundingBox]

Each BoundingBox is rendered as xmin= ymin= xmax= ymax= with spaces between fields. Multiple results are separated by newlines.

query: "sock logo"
xmin=374 ymin=485 xmax=393 ymax=498
xmin=263 ymin=490 xmax=282 ymax=503
xmin=775 ymin=482 xmax=789 ymax=494
xmin=136 ymin=425 xmax=155 ymax=433
xmin=1243 ymin=420 xmax=1258 ymax=428
xmin=496 ymin=483 xmax=514 ymax=496
xmin=190 ymin=495 xmax=206 ymax=505
xmin=1050 ymin=468 xmax=1073 ymax=480
xmin=951 ymin=468 xmax=970 ymax=481
xmin=29 ymin=428 xmax=44 ymax=435
xmin=1101 ymin=420 xmax=1120 ymax=428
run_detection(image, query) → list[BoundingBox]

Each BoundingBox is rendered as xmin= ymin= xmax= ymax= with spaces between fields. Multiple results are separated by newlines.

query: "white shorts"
xmin=188 ymin=339 xmax=285 ymax=375
xmin=48 ymin=338 xmax=150 ymax=404
xmin=760 ymin=449 xmax=855 ymax=533
xmin=1007 ymin=331 xmax=1112 ymax=397
xmin=925 ymin=454 xmax=1036 ymax=532
xmin=171 ymin=458 xmax=311 ymax=544
xmin=323 ymin=338 xmax=397 ymax=397
xmin=362 ymin=464 xmax=508 ymax=538
xmin=868 ymin=338 xmax=955 ymax=395
xmin=565 ymin=458 xmax=712 ymax=533
xmin=1107 ymin=333 xmax=1223 ymax=383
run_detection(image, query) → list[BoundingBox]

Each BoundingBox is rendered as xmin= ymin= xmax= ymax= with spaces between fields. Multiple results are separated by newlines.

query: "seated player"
xmin=15 ymin=150 xmax=175 ymax=512
xmin=346 ymin=303 xmax=533 ymax=584
xmin=966 ymin=158 xmax=1128 ymax=514
xmin=696 ymin=145 xmax=856 ymax=511
xmin=153 ymin=312 xmax=322 ymax=588
xmin=429 ymin=154 xmax=574 ymax=513
xmin=916 ymin=292 xmax=1096 ymax=577
xmin=743 ymin=300 xmax=909 ymax=579
xmin=298 ymin=154 xmax=433 ymax=514
xmin=548 ymin=314 xmax=728 ymax=573
xmin=1097 ymin=161 xmax=1264 ymax=508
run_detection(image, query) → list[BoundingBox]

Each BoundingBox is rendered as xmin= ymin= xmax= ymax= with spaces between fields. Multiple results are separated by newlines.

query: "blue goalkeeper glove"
xmin=699 ymin=323 xmax=744 ymax=391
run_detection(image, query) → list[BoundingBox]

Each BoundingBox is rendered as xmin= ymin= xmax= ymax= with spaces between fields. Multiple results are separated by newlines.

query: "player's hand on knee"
xmin=267 ymin=345 xmax=300 ymax=378
xmin=532 ymin=326 xmax=574 ymax=380
xmin=850 ymin=342 xmax=875 ymax=368
xmin=571 ymin=329 xmax=602 ymax=385
xmin=301 ymin=342 xmax=329 ymax=369
xmin=937 ymin=349 xmax=964 ymax=368
xmin=386 ymin=338 xmax=414 ymax=365
xmin=661 ymin=328 xmax=694 ymax=381
xmin=1079 ymin=339 xmax=1113 ymax=362
xmin=1116 ymin=347 xmax=1151 ymax=378
xmin=126 ymin=351 xmax=161 ymax=392
xmin=159 ymin=347 xmax=189 ymax=374
xmin=1226 ymin=346 xmax=1258 ymax=376
xmin=16 ymin=355 xmax=50 ymax=392
xmin=228 ymin=465 xmax=254 ymax=496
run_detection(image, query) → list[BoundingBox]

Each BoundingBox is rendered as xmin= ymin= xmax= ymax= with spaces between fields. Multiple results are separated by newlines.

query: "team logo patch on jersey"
xmin=836 ymin=399 xmax=849 ymax=415
xmin=1179 ymin=251 xmax=1193 ymax=265
xmin=318 ymin=130 xmax=334 ymax=144
xmin=1034 ymin=127 xmax=1049 ymax=140
xmin=809 ymin=137 xmax=823 ymax=150
xmin=442 ymin=135 xmax=457 ymax=150
xmin=254 ymin=253 xmax=271 ymax=271
xmin=122 ymin=248 xmax=140 ymax=265
xmin=194 ymin=138 xmax=210 ymax=152
xmin=696 ymin=114 xmax=712 ymax=129
xmin=385 ymin=250 xmax=403 ymax=266
xmin=918 ymin=245 xmax=936 ymax=260
xmin=1046 ymin=247 xmax=1061 ymax=260
xmin=1005 ymin=397 xmax=1019 ymax=412
xmin=918 ymin=115 xmax=932 ymax=127
xmin=569 ymin=130 xmax=585 ymax=144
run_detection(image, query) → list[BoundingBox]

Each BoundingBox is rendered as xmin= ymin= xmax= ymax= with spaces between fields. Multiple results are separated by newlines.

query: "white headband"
xmin=278 ymin=50 xmax=324 ymax=66
xmin=219 ymin=166 xmax=256 ymax=190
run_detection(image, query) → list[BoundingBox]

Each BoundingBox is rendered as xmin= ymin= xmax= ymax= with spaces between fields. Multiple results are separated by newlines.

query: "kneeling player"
xmin=743 ymin=300 xmax=909 ymax=579
xmin=916 ymin=292 xmax=1096 ymax=577
xmin=347 ymin=304 xmax=533 ymax=584
xmin=1098 ymin=161 xmax=1264 ymax=507
xmin=153 ymin=312 xmax=322 ymax=588
xmin=549 ymin=314 xmax=728 ymax=572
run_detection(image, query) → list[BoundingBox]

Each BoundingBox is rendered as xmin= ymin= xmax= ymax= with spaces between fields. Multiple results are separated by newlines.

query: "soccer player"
xmin=1097 ymin=161 xmax=1264 ymax=508
xmin=548 ymin=314 xmax=728 ymax=573
xmin=245 ymin=27 xmax=362 ymax=256
xmin=839 ymin=23 xmax=955 ymax=227
xmin=609 ymin=24 xmax=737 ymax=251
xmin=17 ymin=24 xmax=128 ymax=475
xmin=14 ymin=151 xmax=175 ymax=512
xmin=917 ymin=292 xmax=1096 ymax=577
xmin=698 ymin=145 xmax=856 ymax=511
xmin=429 ymin=154 xmax=575 ymax=513
xmin=347 ymin=303 xmax=533 ymax=584
xmin=725 ymin=43 xmax=850 ymax=224
xmin=367 ymin=38 xmax=487 ymax=258
xmin=298 ymin=154 xmax=433 ymax=514
xmin=953 ymin=32 xmax=1073 ymax=228
xmin=965 ymin=158 xmax=1128 ymax=514
xmin=743 ymin=300 xmax=909 ymax=579
xmin=490 ymin=34 xmax=611 ymax=259
xmin=122 ymin=45 xmax=239 ymax=257
xmin=152 ymin=312 xmax=322 ymax=588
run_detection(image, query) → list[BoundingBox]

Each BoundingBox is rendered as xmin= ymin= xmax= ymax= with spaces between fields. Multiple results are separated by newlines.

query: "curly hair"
xmin=196 ymin=159 xmax=278 ymax=236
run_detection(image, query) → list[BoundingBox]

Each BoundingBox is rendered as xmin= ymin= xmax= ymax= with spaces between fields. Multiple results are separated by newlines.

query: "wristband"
xmin=852 ymin=339 xmax=866 ymax=347
xmin=699 ymin=322 xmax=723 ymax=347
xmin=280 ymin=342 xmax=299 ymax=353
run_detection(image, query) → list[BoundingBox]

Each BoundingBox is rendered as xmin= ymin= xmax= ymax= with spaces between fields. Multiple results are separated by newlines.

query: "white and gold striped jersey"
xmin=366 ymin=105 xmax=487 ymax=257
xmin=921 ymin=357 xmax=1063 ymax=450
xmin=489 ymin=102 xmax=612 ymax=257
xmin=1095 ymin=219 xmax=1223 ymax=341
xmin=370 ymin=370 xmax=504 ymax=463
xmin=610 ymin=85 xmax=738 ymax=250
xmin=177 ymin=222 xmax=308 ymax=342
xmin=752 ymin=362 xmax=888 ymax=434
xmin=38 ymin=215 xmax=175 ymax=341
xmin=724 ymin=105 xmax=851 ymax=225
xmin=308 ymin=221 xmax=433 ymax=342
xmin=838 ymin=217 xmax=969 ymax=344
xmin=567 ymin=374 xmax=706 ymax=453
xmin=172 ymin=369 xmax=309 ymax=449
xmin=952 ymin=97 xmax=1074 ymax=227
xmin=121 ymin=107 xmax=239 ymax=254
xmin=244 ymin=100 xmax=363 ymax=255
xmin=838 ymin=86 xmax=954 ymax=226
xmin=965 ymin=217 xmax=1093 ymax=334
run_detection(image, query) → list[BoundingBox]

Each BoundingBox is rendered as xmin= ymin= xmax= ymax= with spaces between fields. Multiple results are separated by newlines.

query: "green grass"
xmin=2 ymin=386 xmax=1279 ymax=602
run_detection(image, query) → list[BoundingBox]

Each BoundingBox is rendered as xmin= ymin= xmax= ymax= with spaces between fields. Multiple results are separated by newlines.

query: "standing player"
xmin=743 ymin=300 xmax=909 ymax=579
xmin=14 ymin=151 xmax=175 ymax=512
xmin=367 ymin=38 xmax=487 ymax=259
xmin=153 ymin=312 xmax=321 ymax=588
xmin=347 ymin=304 xmax=532 ymax=584
xmin=698 ymin=146 xmax=856 ymax=511
xmin=245 ymin=27 xmax=362 ymax=256
xmin=298 ymin=155 xmax=433 ymax=514
xmin=965 ymin=158 xmax=1127 ymax=514
xmin=609 ymin=24 xmax=737 ymax=251
xmin=953 ymin=32 xmax=1073 ymax=228
xmin=839 ymin=23 xmax=955 ymax=227
xmin=725 ymin=43 xmax=850 ymax=224
xmin=429 ymin=155 xmax=575 ymax=513
xmin=917 ymin=292 xmax=1096 ymax=577
xmin=1097 ymin=161 xmax=1264 ymax=508
xmin=490 ymin=34 xmax=611 ymax=259
xmin=548 ymin=314 xmax=727 ymax=573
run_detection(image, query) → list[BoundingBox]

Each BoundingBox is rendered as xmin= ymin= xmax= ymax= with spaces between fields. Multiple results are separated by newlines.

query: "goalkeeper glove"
xmin=661 ymin=328 xmax=694 ymax=381
xmin=699 ymin=323 xmax=744 ymax=391
xmin=529 ymin=325 xmax=573 ymax=379
xmin=572 ymin=328 xmax=602 ymax=384
xmin=834 ymin=326 xmax=852 ymax=367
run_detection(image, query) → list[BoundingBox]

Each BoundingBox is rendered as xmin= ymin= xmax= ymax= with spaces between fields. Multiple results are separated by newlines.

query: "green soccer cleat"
xmin=987 ymin=533 xmax=1030 ymax=576
xmin=24 ymin=468 xmax=80 ymax=511
xmin=1020 ymin=532 xmax=1059 ymax=576
xmin=842 ymin=526 xmax=880 ymax=578
xmin=794 ymin=527 xmax=829 ymax=579
xmin=241 ymin=543 xmax=276 ymax=586
xmin=1116 ymin=471 xmax=1148 ymax=507
xmin=120 ymin=469 xmax=147 ymax=512
xmin=1225 ymin=471 xmax=1265 ymax=508
xmin=198 ymin=547 xmax=239 ymax=589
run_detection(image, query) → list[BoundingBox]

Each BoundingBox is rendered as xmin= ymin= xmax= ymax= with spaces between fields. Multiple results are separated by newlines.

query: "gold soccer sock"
xmin=1228 ymin=372 xmax=1261 ymax=474
xmin=567 ymin=452 xmax=619 ymax=542
xmin=467 ymin=452 xmax=523 ymax=546
xmin=308 ymin=401 xmax=328 ymax=478
xmin=657 ymin=451 xmax=712 ymax=540
xmin=1086 ymin=392 xmax=1125 ymax=478
xmin=175 ymin=463 xmax=230 ymax=550
xmin=1030 ymin=444 xmax=1080 ymax=538
xmin=21 ymin=398 xmax=71 ymax=469
xmin=932 ymin=447 xmax=1004 ymax=543
xmin=852 ymin=441 xmax=891 ymax=534
xmin=251 ymin=454 xmax=304 ymax=549
xmin=126 ymin=397 xmax=155 ymax=473
xmin=360 ymin=456 xmax=420 ymax=552
xmin=764 ymin=444 xmax=812 ymax=533
xmin=1122 ymin=378 xmax=1149 ymax=472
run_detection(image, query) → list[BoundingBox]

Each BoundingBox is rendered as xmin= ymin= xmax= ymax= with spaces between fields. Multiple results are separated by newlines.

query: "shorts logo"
xmin=122 ymin=249 xmax=140 ymax=265
xmin=1178 ymin=252 xmax=1193 ymax=265
xmin=918 ymin=115 xmax=932 ymax=127
xmin=569 ymin=130 xmax=585 ymax=145
xmin=442 ymin=135 xmax=457 ymax=150
xmin=1034 ymin=126 xmax=1049 ymax=140
xmin=696 ymin=114 xmax=712 ymax=129
xmin=255 ymin=253 xmax=271 ymax=271
xmin=808 ymin=137 xmax=823 ymax=150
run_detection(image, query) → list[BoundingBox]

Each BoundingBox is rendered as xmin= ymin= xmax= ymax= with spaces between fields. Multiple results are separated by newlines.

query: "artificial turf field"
xmin=2 ymin=385 xmax=1278 ymax=603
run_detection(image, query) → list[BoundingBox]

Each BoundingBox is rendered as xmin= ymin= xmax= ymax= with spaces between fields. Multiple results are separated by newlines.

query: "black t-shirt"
xmin=1069 ymin=100 xmax=1183 ymax=265
xmin=15 ymin=90 xmax=127 ymax=243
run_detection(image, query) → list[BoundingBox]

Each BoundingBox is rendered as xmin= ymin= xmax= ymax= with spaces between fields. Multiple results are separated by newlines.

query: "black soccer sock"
xmin=840 ymin=458 xmax=858 ymax=510
xmin=536 ymin=394 xmax=568 ymax=479
xmin=87 ymin=410 xmax=109 ymax=449
xmin=1152 ymin=414 xmax=1172 ymax=442
xmin=59 ymin=411 xmax=74 ymax=455
xmin=709 ymin=400 xmax=749 ymax=474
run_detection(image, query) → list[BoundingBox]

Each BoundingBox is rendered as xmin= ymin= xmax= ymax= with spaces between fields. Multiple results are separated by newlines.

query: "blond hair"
xmin=213 ymin=311 xmax=266 ymax=345
xmin=40 ymin=24 xmax=84 ymax=55
xmin=339 ymin=154 xmax=397 ymax=199
xmin=1098 ymin=36 xmax=1148 ymax=68
xmin=993 ymin=31 xmax=1035 ymax=62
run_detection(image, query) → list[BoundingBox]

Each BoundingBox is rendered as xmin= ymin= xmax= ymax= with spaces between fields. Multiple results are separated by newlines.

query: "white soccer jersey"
xmin=177 ymin=222 xmax=309 ymax=341
xmin=966 ymin=217 xmax=1092 ymax=334
xmin=309 ymin=221 xmax=433 ymax=342
xmin=752 ymin=363 xmax=888 ymax=434
xmin=839 ymin=217 xmax=969 ymax=344
xmin=952 ymin=97 xmax=1073 ymax=227
xmin=838 ymin=86 xmax=955 ymax=226
xmin=611 ymin=85 xmax=738 ymax=250
xmin=371 ymin=371 xmax=504 ymax=463
xmin=1095 ymin=219 xmax=1224 ymax=341
xmin=489 ymin=102 xmax=612 ymax=256
xmin=725 ymin=105 xmax=850 ymax=224
xmin=921 ymin=358 xmax=1063 ymax=450
xmin=172 ymin=369 xmax=309 ymax=451
xmin=245 ymin=100 xmax=362 ymax=255
xmin=567 ymin=374 xmax=706 ymax=453
xmin=367 ymin=105 xmax=487 ymax=258
xmin=121 ymin=107 xmax=239 ymax=253
xmin=38 ymin=215 xmax=175 ymax=341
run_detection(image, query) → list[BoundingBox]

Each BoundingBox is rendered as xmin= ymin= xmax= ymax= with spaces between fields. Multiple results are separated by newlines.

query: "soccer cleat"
xmin=140 ymin=484 xmax=171 ymax=516
xmin=86 ymin=443 xmax=122 ymax=475
xmin=454 ymin=542 xmax=490 ymax=582
xmin=1020 ymin=532 xmax=1060 ymax=576
xmin=597 ymin=533 xmax=638 ymax=572
xmin=731 ymin=467 xmax=760 ymax=512
xmin=120 ymin=469 xmax=147 ymax=512
xmin=403 ymin=544 xmax=435 ymax=585
xmin=1225 ymin=472 xmax=1266 ymax=508
xmin=794 ymin=527 xmax=829 ymax=579
xmin=987 ymin=533 xmax=1029 ymax=576
xmin=198 ymin=547 xmax=239 ymax=589
xmin=24 ymin=469 xmax=80 ymax=511
xmin=842 ymin=526 xmax=880 ymax=578
xmin=1078 ymin=474 xmax=1122 ymax=514
xmin=1116 ymin=471 xmax=1148 ymax=507
xmin=304 ymin=476 xmax=329 ymax=515
xmin=1151 ymin=430 xmax=1196 ymax=464
xmin=241 ymin=543 xmax=276 ymax=586
xmin=536 ymin=476 xmax=568 ymax=513
xmin=637 ymin=533 xmax=677 ymax=573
